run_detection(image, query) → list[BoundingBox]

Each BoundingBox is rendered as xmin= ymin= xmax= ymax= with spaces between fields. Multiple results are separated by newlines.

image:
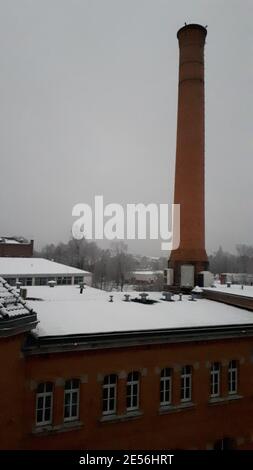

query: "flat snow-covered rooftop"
xmin=23 ymin=285 xmax=253 ymax=338
xmin=0 ymin=257 xmax=90 ymax=276
xmin=204 ymin=284 xmax=253 ymax=298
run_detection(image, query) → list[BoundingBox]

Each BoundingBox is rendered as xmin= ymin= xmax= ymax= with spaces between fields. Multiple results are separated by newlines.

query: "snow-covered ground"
xmin=23 ymin=285 xmax=253 ymax=338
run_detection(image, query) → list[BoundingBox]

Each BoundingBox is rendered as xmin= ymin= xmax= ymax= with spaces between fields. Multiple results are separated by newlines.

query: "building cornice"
xmin=23 ymin=323 xmax=253 ymax=355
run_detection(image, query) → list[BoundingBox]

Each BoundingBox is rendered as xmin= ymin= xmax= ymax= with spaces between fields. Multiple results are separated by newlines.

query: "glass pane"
xmin=109 ymin=398 xmax=115 ymax=411
xmin=37 ymin=396 xmax=44 ymax=409
xmin=72 ymin=404 xmax=77 ymax=417
xmin=64 ymin=405 xmax=70 ymax=418
xmin=133 ymin=372 xmax=139 ymax=381
xmin=44 ymin=408 xmax=51 ymax=422
xmin=37 ymin=409 xmax=43 ymax=423
xmin=46 ymin=382 xmax=53 ymax=392
xmin=37 ymin=383 xmax=45 ymax=394
xmin=72 ymin=392 xmax=78 ymax=404
xmin=65 ymin=393 xmax=71 ymax=405
xmin=45 ymin=396 xmax=51 ymax=408
xmin=73 ymin=379 xmax=79 ymax=389
xmin=65 ymin=380 xmax=71 ymax=390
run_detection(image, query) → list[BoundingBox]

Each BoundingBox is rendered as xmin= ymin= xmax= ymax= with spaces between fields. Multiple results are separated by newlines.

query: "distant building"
xmin=220 ymin=273 xmax=253 ymax=285
xmin=0 ymin=257 xmax=92 ymax=286
xmin=126 ymin=270 xmax=163 ymax=285
xmin=0 ymin=237 xmax=34 ymax=257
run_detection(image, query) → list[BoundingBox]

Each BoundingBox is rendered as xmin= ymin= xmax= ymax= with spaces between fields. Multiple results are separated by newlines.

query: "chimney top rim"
xmin=177 ymin=24 xmax=207 ymax=39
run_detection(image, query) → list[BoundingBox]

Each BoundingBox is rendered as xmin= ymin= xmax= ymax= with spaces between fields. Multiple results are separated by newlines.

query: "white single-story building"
xmin=0 ymin=257 xmax=92 ymax=286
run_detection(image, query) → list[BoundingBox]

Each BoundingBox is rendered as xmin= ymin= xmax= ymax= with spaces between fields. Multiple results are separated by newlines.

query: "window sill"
xmin=159 ymin=402 xmax=196 ymax=415
xmin=208 ymin=395 xmax=243 ymax=406
xmin=100 ymin=410 xmax=143 ymax=424
xmin=32 ymin=420 xmax=83 ymax=435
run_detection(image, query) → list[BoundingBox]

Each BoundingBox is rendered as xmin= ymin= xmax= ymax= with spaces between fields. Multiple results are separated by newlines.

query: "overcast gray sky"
xmin=0 ymin=0 xmax=252 ymax=256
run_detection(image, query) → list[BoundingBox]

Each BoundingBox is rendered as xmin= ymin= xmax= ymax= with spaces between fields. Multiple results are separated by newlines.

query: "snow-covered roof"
xmin=0 ymin=237 xmax=29 ymax=244
xmin=132 ymin=271 xmax=163 ymax=275
xmin=204 ymin=284 xmax=253 ymax=298
xmin=23 ymin=285 xmax=253 ymax=338
xmin=0 ymin=257 xmax=91 ymax=276
xmin=0 ymin=277 xmax=34 ymax=318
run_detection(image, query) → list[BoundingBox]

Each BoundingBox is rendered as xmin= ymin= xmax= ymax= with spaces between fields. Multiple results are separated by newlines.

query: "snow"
xmin=0 ymin=257 xmax=91 ymax=276
xmin=23 ymin=285 xmax=253 ymax=338
xmin=0 ymin=277 xmax=33 ymax=318
xmin=132 ymin=271 xmax=163 ymax=275
xmin=204 ymin=284 xmax=253 ymax=298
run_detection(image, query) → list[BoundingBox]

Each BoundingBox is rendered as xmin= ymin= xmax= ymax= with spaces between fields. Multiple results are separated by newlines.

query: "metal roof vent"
xmin=123 ymin=294 xmax=131 ymax=302
xmin=48 ymin=280 xmax=56 ymax=288
xmin=161 ymin=292 xmax=174 ymax=302
xmin=188 ymin=293 xmax=196 ymax=301
xmin=109 ymin=295 xmax=114 ymax=302
xmin=131 ymin=292 xmax=158 ymax=305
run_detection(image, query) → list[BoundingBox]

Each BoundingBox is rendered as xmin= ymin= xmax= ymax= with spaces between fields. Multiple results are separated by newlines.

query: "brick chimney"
xmin=168 ymin=24 xmax=209 ymax=286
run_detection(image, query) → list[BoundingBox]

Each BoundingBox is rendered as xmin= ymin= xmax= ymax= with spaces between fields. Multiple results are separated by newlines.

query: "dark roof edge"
xmin=0 ymin=314 xmax=38 ymax=338
xmin=24 ymin=323 xmax=253 ymax=355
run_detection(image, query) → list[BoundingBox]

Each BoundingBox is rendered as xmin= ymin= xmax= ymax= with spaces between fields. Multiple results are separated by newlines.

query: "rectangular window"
xmin=74 ymin=276 xmax=84 ymax=285
xmin=228 ymin=360 xmax=238 ymax=395
xmin=126 ymin=371 xmax=140 ymax=411
xmin=36 ymin=382 xmax=53 ymax=426
xmin=102 ymin=374 xmax=117 ymax=415
xmin=160 ymin=368 xmax=172 ymax=406
xmin=210 ymin=362 xmax=220 ymax=397
xmin=64 ymin=379 xmax=80 ymax=422
xmin=180 ymin=366 xmax=192 ymax=402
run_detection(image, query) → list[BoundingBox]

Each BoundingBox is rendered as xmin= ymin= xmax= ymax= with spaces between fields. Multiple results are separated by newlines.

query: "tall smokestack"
xmin=169 ymin=24 xmax=208 ymax=286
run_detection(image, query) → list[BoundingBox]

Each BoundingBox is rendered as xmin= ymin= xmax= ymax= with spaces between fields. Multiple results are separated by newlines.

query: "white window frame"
xmin=64 ymin=379 xmax=80 ymax=422
xmin=102 ymin=374 xmax=117 ymax=416
xmin=160 ymin=368 xmax=172 ymax=406
xmin=36 ymin=382 xmax=53 ymax=426
xmin=126 ymin=371 xmax=140 ymax=411
xmin=228 ymin=360 xmax=238 ymax=395
xmin=210 ymin=362 xmax=221 ymax=398
xmin=180 ymin=366 xmax=192 ymax=403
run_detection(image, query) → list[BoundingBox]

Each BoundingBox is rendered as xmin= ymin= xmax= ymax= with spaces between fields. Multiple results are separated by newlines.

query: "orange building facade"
xmin=2 ymin=319 xmax=253 ymax=450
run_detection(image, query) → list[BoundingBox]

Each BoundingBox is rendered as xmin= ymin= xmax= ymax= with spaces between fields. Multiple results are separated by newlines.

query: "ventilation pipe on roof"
xmin=109 ymin=295 xmax=114 ymax=302
xmin=188 ymin=293 xmax=196 ymax=301
xmin=48 ymin=280 xmax=56 ymax=288
xmin=20 ymin=288 xmax=27 ymax=300
xmin=161 ymin=292 xmax=174 ymax=302
xmin=139 ymin=292 xmax=149 ymax=302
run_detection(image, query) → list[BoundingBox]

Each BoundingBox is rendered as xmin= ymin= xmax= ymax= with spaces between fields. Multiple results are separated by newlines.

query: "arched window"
xmin=64 ymin=379 xmax=80 ymax=422
xmin=102 ymin=374 xmax=117 ymax=415
xmin=126 ymin=371 xmax=140 ymax=411
xmin=36 ymin=382 xmax=53 ymax=426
